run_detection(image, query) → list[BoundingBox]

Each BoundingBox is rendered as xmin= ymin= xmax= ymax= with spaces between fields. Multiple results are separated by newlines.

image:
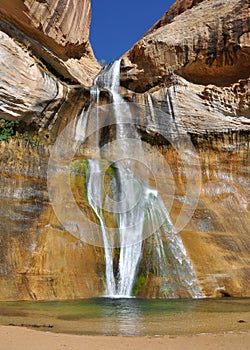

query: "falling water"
xmin=87 ymin=159 xmax=116 ymax=295
xmin=77 ymin=60 xmax=203 ymax=298
xmin=89 ymin=60 xmax=149 ymax=297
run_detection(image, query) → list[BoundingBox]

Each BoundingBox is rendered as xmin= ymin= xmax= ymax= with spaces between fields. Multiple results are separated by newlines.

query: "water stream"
xmin=77 ymin=60 xmax=204 ymax=298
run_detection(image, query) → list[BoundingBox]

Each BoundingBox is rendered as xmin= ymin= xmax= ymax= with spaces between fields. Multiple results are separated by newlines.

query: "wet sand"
xmin=0 ymin=326 xmax=250 ymax=350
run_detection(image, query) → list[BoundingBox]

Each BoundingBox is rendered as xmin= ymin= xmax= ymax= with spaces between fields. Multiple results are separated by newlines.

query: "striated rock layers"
xmin=121 ymin=0 xmax=250 ymax=135
xmin=122 ymin=0 xmax=250 ymax=91
xmin=0 ymin=0 xmax=100 ymax=80
xmin=0 ymin=30 xmax=66 ymax=126
xmin=119 ymin=0 xmax=250 ymax=297
xmin=0 ymin=0 xmax=102 ymax=299
xmin=0 ymin=0 xmax=249 ymax=300
xmin=0 ymin=0 xmax=100 ymax=127
xmin=145 ymin=0 xmax=206 ymax=35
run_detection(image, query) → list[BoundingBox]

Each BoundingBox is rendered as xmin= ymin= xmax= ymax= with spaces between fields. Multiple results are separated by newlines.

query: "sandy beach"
xmin=0 ymin=326 xmax=250 ymax=350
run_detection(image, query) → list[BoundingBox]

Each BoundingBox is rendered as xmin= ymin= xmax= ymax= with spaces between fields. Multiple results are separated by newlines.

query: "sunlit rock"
xmin=121 ymin=0 xmax=250 ymax=91
xmin=0 ymin=0 xmax=249 ymax=300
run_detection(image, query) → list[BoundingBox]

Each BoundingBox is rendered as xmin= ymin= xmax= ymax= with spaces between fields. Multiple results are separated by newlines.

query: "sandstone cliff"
xmin=147 ymin=0 xmax=205 ymax=34
xmin=0 ymin=0 xmax=100 ymax=83
xmin=122 ymin=0 xmax=250 ymax=91
xmin=121 ymin=0 xmax=250 ymax=134
xmin=0 ymin=0 xmax=103 ymax=299
xmin=0 ymin=0 xmax=100 ymax=127
xmin=119 ymin=0 xmax=250 ymax=297
xmin=0 ymin=0 xmax=249 ymax=300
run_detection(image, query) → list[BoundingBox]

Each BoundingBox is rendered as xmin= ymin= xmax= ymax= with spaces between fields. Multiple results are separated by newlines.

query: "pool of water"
xmin=0 ymin=298 xmax=249 ymax=336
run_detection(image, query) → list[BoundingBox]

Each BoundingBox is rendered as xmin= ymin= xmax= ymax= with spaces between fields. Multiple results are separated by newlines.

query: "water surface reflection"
xmin=98 ymin=298 xmax=144 ymax=336
xmin=0 ymin=298 xmax=249 ymax=336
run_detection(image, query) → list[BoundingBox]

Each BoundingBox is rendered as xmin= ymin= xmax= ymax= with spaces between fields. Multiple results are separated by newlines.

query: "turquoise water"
xmin=0 ymin=298 xmax=249 ymax=336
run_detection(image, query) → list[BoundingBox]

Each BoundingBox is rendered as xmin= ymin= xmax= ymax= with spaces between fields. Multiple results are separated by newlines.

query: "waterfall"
xmin=87 ymin=159 xmax=116 ymax=295
xmin=78 ymin=60 xmax=203 ymax=298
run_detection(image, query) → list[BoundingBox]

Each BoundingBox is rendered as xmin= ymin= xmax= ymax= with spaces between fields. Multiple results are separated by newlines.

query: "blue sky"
xmin=90 ymin=1 xmax=175 ymax=64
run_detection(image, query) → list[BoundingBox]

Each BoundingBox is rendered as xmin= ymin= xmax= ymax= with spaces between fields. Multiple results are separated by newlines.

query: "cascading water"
xmin=87 ymin=159 xmax=116 ymax=295
xmin=76 ymin=60 xmax=204 ymax=298
xmin=88 ymin=60 xmax=148 ymax=297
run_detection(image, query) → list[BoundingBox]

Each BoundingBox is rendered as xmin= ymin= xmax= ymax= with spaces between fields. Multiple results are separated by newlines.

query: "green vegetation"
xmin=0 ymin=119 xmax=19 ymax=141
xmin=70 ymin=159 xmax=89 ymax=199
xmin=0 ymin=118 xmax=39 ymax=147
xmin=105 ymin=164 xmax=115 ymax=176
xmin=133 ymin=275 xmax=146 ymax=295
xmin=70 ymin=160 xmax=115 ymax=177
xmin=71 ymin=159 xmax=88 ymax=175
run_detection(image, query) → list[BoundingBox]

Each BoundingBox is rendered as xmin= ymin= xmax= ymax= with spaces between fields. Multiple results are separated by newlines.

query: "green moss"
xmin=70 ymin=159 xmax=119 ymax=229
xmin=106 ymin=163 xmax=115 ymax=176
xmin=133 ymin=275 xmax=146 ymax=295
xmin=71 ymin=159 xmax=88 ymax=175
xmin=70 ymin=159 xmax=89 ymax=200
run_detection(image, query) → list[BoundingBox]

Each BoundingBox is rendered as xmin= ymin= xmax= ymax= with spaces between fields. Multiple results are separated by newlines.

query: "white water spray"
xmin=77 ymin=60 xmax=203 ymax=298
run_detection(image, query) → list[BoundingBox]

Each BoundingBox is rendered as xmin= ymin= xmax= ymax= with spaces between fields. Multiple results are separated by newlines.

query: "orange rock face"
xmin=0 ymin=0 xmax=249 ymax=300
xmin=119 ymin=0 xmax=250 ymax=298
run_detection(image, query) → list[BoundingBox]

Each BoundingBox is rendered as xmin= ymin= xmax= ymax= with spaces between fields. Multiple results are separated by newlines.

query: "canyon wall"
xmin=0 ymin=0 xmax=100 ymax=127
xmin=0 ymin=0 xmax=249 ymax=299
xmin=0 ymin=0 xmax=103 ymax=299
xmin=119 ymin=0 xmax=250 ymax=297
xmin=121 ymin=0 xmax=250 ymax=91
